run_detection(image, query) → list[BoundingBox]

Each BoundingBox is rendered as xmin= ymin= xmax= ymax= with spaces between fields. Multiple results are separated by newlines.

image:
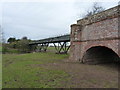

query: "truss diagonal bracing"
xmin=53 ymin=42 xmax=70 ymax=54
xmin=29 ymin=34 xmax=70 ymax=54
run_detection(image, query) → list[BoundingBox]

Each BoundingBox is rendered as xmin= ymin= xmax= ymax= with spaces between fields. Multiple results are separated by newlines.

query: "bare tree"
xmin=84 ymin=2 xmax=105 ymax=17
xmin=0 ymin=25 xmax=5 ymax=43
xmin=0 ymin=27 xmax=6 ymax=43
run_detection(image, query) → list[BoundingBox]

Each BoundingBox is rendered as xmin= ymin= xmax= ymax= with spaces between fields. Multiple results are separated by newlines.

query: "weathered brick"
xmin=70 ymin=5 xmax=120 ymax=64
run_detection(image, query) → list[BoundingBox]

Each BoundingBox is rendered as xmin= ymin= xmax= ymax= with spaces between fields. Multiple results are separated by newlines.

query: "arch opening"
xmin=82 ymin=46 xmax=120 ymax=64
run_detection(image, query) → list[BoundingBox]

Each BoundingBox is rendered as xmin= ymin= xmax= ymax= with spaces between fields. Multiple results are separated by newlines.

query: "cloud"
xmin=2 ymin=1 xmax=119 ymax=41
xmin=2 ymin=2 xmax=78 ymax=40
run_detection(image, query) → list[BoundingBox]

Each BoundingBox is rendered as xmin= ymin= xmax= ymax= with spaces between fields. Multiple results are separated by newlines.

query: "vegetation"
xmin=2 ymin=44 xmax=8 ymax=54
xmin=0 ymin=46 xmax=2 ymax=52
xmin=7 ymin=37 xmax=16 ymax=44
xmin=3 ymin=52 xmax=69 ymax=88
xmin=2 ymin=36 xmax=32 ymax=54
xmin=84 ymin=2 xmax=105 ymax=17
xmin=16 ymin=38 xmax=30 ymax=53
xmin=2 ymin=52 xmax=118 ymax=88
xmin=0 ymin=45 xmax=1 ymax=89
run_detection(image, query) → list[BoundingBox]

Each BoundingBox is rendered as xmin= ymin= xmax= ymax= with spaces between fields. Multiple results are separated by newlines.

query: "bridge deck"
xmin=29 ymin=34 xmax=70 ymax=54
xmin=29 ymin=34 xmax=70 ymax=45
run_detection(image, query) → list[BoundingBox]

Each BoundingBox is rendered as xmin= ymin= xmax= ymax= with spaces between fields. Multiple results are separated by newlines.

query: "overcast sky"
xmin=0 ymin=0 xmax=119 ymax=40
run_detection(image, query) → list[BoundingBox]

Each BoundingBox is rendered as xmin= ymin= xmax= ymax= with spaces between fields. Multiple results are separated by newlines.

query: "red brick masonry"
xmin=70 ymin=5 xmax=120 ymax=63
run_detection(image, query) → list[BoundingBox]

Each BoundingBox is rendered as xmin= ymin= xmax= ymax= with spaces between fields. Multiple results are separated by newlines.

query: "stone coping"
xmin=76 ymin=5 xmax=120 ymax=26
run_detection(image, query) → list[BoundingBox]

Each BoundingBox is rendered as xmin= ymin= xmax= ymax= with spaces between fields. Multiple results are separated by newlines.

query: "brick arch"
xmin=81 ymin=45 xmax=119 ymax=64
xmin=80 ymin=41 xmax=119 ymax=60
xmin=70 ymin=5 xmax=120 ymax=63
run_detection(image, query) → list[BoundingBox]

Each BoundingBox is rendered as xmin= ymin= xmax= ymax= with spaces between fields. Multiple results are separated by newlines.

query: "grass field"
xmin=2 ymin=51 xmax=118 ymax=88
xmin=0 ymin=47 xmax=2 ymax=52
xmin=0 ymin=45 xmax=2 ymax=89
xmin=0 ymin=53 xmax=1 ymax=89
xmin=2 ymin=52 xmax=69 ymax=88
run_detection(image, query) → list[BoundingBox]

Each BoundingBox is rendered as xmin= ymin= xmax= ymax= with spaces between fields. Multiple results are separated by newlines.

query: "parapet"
xmin=77 ymin=5 xmax=120 ymax=26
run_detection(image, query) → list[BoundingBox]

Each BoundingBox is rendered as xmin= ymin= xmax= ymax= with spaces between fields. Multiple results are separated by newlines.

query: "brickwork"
xmin=70 ymin=5 xmax=120 ymax=63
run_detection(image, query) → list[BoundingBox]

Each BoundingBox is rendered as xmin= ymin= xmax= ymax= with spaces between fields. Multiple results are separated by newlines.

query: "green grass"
xmin=0 ymin=53 xmax=2 ymax=89
xmin=7 ymin=49 xmax=20 ymax=54
xmin=47 ymin=46 xmax=57 ymax=52
xmin=0 ymin=45 xmax=2 ymax=89
xmin=2 ymin=52 xmax=69 ymax=88
xmin=47 ymin=46 xmax=55 ymax=50
xmin=0 ymin=46 xmax=2 ymax=52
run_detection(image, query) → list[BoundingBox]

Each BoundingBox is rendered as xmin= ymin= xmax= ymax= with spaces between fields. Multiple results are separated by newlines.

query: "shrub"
xmin=16 ymin=39 xmax=30 ymax=53
xmin=2 ymin=44 xmax=8 ymax=54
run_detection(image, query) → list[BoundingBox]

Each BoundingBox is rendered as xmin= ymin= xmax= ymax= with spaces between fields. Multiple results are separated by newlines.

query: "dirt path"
xmin=37 ymin=59 xmax=119 ymax=88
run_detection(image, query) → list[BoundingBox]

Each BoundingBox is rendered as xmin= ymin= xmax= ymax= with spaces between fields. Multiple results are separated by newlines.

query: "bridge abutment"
xmin=70 ymin=5 xmax=120 ymax=64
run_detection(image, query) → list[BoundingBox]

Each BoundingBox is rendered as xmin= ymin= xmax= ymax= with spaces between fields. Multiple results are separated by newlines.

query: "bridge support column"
xmin=36 ymin=43 xmax=49 ymax=52
xmin=29 ymin=44 xmax=38 ymax=52
xmin=53 ymin=42 xmax=70 ymax=54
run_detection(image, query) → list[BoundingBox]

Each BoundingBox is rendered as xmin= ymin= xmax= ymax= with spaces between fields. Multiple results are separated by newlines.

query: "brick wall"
xmin=70 ymin=5 xmax=120 ymax=63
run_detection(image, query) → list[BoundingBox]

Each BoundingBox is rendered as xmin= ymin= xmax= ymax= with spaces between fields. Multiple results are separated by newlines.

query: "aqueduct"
xmin=70 ymin=5 xmax=120 ymax=64
xmin=30 ymin=5 xmax=120 ymax=64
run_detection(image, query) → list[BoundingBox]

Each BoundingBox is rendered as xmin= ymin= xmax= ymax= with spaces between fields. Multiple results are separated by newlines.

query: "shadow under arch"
xmin=82 ymin=46 xmax=120 ymax=64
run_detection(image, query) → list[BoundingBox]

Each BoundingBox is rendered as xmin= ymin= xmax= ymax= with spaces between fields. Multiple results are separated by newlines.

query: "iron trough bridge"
xmin=29 ymin=34 xmax=70 ymax=54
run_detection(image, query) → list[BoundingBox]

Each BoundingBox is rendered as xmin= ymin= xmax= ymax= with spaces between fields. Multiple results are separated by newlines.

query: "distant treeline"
xmin=2 ymin=36 xmax=35 ymax=54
